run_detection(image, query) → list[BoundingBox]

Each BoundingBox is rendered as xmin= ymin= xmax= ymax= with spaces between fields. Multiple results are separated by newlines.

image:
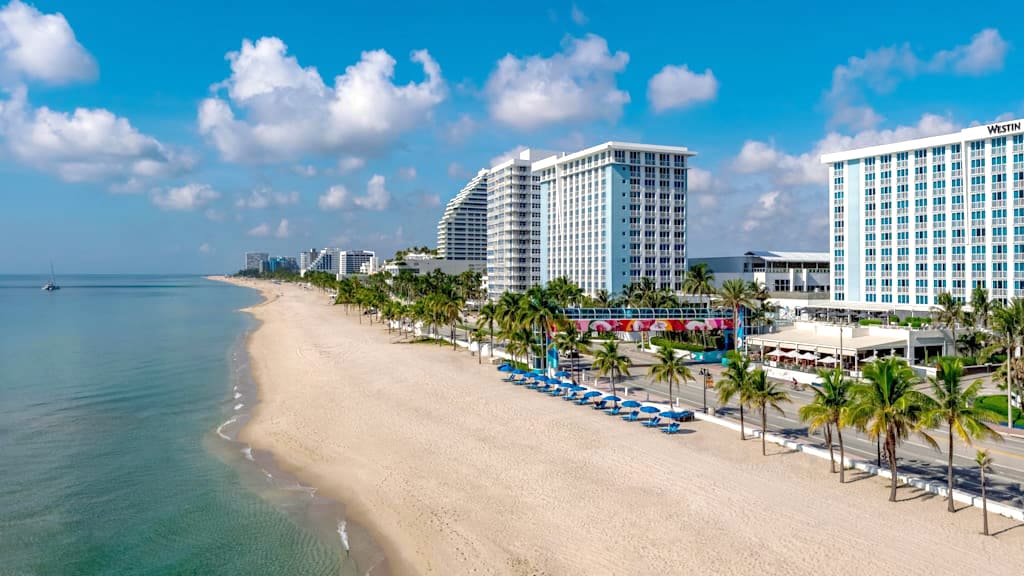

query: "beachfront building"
xmin=486 ymin=149 xmax=554 ymax=295
xmin=302 ymin=248 xmax=339 ymax=277
xmin=438 ymin=169 xmax=488 ymax=268
xmin=821 ymin=118 xmax=1024 ymax=311
xmin=299 ymin=248 xmax=319 ymax=272
xmin=534 ymin=142 xmax=695 ymax=296
xmin=383 ymin=253 xmax=485 ymax=276
xmin=337 ymin=250 xmax=375 ymax=277
xmin=244 ymin=252 xmax=268 ymax=271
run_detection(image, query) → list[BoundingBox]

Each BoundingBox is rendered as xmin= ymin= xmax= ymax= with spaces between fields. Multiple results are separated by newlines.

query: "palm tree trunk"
xmin=739 ymin=405 xmax=745 ymax=440
xmin=946 ymin=425 xmax=955 ymax=512
xmin=733 ymin=306 xmax=739 ymax=351
xmin=826 ymin=424 xmax=835 ymax=473
xmin=761 ymin=406 xmax=767 ymax=456
xmin=887 ymin=430 xmax=898 ymax=502
xmin=668 ymin=377 xmax=674 ymax=410
xmin=981 ymin=468 xmax=989 ymax=535
xmin=837 ymin=426 xmax=846 ymax=483
xmin=489 ymin=327 xmax=494 ymax=358
xmin=451 ymin=323 xmax=457 ymax=350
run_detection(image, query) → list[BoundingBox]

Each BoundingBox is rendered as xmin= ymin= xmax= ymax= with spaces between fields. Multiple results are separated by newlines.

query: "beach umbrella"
xmin=818 ymin=356 xmax=837 ymax=365
xmin=571 ymin=385 xmax=587 ymax=392
xmin=639 ymin=406 xmax=660 ymax=414
xmin=622 ymin=400 xmax=641 ymax=408
xmin=660 ymin=411 xmax=682 ymax=419
xmin=603 ymin=395 xmax=622 ymax=402
xmin=555 ymin=371 xmax=570 ymax=378
xmin=513 ymin=369 xmax=527 ymax=375
xmin=582 ymin=391 xmax=603 ymax=399
xmin=498 ymin=364 xmax=513 ymax=372
xmin=558 ymin=381 xmax=575 ymax=388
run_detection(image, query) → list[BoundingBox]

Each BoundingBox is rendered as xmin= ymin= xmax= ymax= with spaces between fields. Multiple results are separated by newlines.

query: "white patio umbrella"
xmin=767 ymin=349 xmax=785 ymax=357
xmin=798 ymin=352 xmax=817 ymax=361
xmin=784 ymin=350 xmax=802 ymax=359
xmin=861 ymin=354 xmax=879 ymax=363
xmin=818 ymin=356 xmax=838 ymax=365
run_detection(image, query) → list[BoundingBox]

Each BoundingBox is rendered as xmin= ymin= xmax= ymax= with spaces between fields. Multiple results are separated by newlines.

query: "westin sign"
xmin=987 ymin=121 xmax=1022 ymax=135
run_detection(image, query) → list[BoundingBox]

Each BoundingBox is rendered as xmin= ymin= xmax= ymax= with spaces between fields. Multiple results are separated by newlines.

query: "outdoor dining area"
xmin=495 ymin=363 xmax=694 ymax=434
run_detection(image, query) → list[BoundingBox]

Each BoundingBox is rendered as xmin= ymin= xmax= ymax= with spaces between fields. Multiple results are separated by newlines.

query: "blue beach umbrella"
xmin=555 ymin=371 xmax=570 ymax=378
xmin=660 ymin=411 xmax=682 ymax=419
xmin=639 ymin=406 xmax=660 ymax=414
xmin=513 ymin=369 xmax=526 ymax=375
xmin=498 ymin=364 xmax=513 ymax=372
xmin=582 ymin=391 xmax=603 ymax=399
xmin=559 ymin=381 xmax=575 ymax=388
xmin=603 ymin=396 xmax=622 ymax=402
xmin=621 ymin=400 xmax=641 ymax=408
xmin=571 ymin=385 xmax=587 ymax=392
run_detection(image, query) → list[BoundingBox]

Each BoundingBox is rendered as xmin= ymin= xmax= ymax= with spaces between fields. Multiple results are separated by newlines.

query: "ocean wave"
xmin=337 ymin=520 xmax=350 ymax=551
xmin=234 ymin=403 xmax=244 ymax=411
xmin=242 ymin=447 xmax=254 ymax=461
xmin=216 ymin=416 xmax=239 ymax=440
xmin=234 ymin=392 xmax=242 ymax=400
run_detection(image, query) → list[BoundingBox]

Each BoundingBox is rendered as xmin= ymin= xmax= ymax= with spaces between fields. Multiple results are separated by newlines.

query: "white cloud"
xmin=731 ymin=140 xmax=781 ymax=174
xmin=235 ymin=187 xmax=299 ymax=209
xmin=337 ymin=156 xmax=365 ymax=173
xmin=318 ymin=184 xmax=349 ymax=211
xmin=447 ymin=161 xmax=467 ymax=178
xmin=485 ymin=34 xmax=629 ymax=130
xmin=198 ymin=37 xmax=446 ymax=162
xmin=442 ymin=113 xmax=476 ymax=144
xmin=0 ymin=0 xmax=96 ymax=86
xmin=397 ymin=166 xmax=417 ymax=180
xmin=292 ymin=164 xmax=316 ymax=177
xmin=420 ymin=193 xmax=440 ymax=207
xmin=0 ymin=86 xmax=193 ymax=184
xmin=275 ymin=218 xmax=290 ymax=238
xmin=204 ymin=208 xmax=224 ymax=221
xmin=151 ymin=183 xmax=220 ymax=211
xmin=198 ymin=243 xmax=211 ymax=254
xmin=354 ymin=174 xmax=390 ymax=210
xmin=647 ymin=64 xmax=717 ymax=113
xmin=248 ymin=223 xmax=270 ymax=237
xmin=570 ymin=4 xmax=587 ymax=25
xmin=826 ymin=29 xmax=1007 ymax=129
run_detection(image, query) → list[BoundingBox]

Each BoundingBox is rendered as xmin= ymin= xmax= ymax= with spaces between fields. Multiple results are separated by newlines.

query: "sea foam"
xmin=234 ymin=403 xmax=244 ymax=411
xmin=216 ymin=416 xmax=239 ymax=440
xmin=337 ymin=520 xmax=350 ymax=551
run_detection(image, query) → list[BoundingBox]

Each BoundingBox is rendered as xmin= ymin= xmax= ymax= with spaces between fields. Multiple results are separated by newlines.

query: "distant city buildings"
xmin=821 ymin=118 xmax=1024 ymax=310
xmin=244 ymin=252 xmax=269 ymax=271
xmin=338 ymin=250 xmax=375 ymax=278
xmin=299 ymin=248 xmax=319 ymax=272
xmin=383 ymin=252 xmax=484 ymax=276
xmin=303 ymin=248 xmax=339 ymax=276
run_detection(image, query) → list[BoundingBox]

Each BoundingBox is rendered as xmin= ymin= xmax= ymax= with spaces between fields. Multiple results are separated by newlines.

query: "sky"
xmin=0 ymin=0 xmax=1021 ymax=273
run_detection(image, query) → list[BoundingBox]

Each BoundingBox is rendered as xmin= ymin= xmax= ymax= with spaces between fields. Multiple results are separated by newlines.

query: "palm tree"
xmin=990 ymin=298 xmax=1024 ymax=427
xmin=551 ymin=321 xmax=591 ymax=381
xmin=717 ymin=279 xmax=754 ymax=351
xmin=648 ymin=346 xmax=694 ymax=410
xmin=592 ymin=289 xmax=613 ymax=308
xmin=478 ymin=302 xmax=499 ymax=359
xmin=970 ymin=286 xmax=991 ymax=330
xmin=923 ymin=357 xmax=1003 ymax=512
xmin=716 ymin=351 xmax=753 ymax=440
xmin=847 ymin=357 xmax=938 ymax=502
xmin=799 ymin=368 xmax=852 ymax=480
xmin=976 ymin=450 xmax=993 ymax=535
xmin=592 ymin=340 xmax=631 ymax=400
xmin=683 ymin=263 xmax=716 ymax=311
xmin=933 ymin=292 xmax=963 ymax=357
xmin=746 ymin=369 xmax=791 ymax=455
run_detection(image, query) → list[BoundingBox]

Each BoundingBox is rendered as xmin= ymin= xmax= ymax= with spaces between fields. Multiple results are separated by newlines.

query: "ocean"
xmin=0 ymin=275 xmax=360 ymax=575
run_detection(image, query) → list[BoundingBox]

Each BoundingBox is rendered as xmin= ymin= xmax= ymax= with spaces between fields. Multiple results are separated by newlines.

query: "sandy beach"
xmin=218 ymin=277 xmax=1024 ymax=576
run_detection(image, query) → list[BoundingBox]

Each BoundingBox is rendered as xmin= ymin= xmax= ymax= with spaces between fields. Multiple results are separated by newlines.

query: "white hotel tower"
xmin=822 ymin=119 xmax=1024 ymax=310
xmin=534 ymin=143 xmax=694 ymax=296
xmin=437 ymin=169 xmax=488 ymax=263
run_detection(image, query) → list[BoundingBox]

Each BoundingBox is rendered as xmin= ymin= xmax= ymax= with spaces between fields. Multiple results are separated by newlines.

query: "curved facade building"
xmin=437 ymin=169 xmax=489 ymax=262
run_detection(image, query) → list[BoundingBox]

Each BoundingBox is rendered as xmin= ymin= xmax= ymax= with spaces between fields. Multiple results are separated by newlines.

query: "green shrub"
xmin=976 ymin=395 xmax=1024 ymax=426
xmin=888 ymin=315 xmax=899 ymax=323
xmin=651 ymin=336 xmax=708 ymax=353
xmin=859 ymin=319 xmax=883 ymax=326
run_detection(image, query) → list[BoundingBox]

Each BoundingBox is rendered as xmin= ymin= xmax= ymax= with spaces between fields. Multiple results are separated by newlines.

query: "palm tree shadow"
xmin=766 ymin=447 xmax=799 ymax=457
xmin=991 ymin=523 xmax=1024 ymax=536
xmin=897 ymin=487 xmax=937 ymax=503
xmin=841 ymin=470 xmax=875 ymax=484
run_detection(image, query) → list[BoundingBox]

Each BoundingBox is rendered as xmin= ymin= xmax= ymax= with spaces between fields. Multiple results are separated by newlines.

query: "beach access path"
xmin=224 ymin=278 xmax=1024 ymax=576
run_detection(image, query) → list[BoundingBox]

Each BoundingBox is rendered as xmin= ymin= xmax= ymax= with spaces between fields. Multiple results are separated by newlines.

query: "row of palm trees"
xmin=717 ymin=351 xmax=1002 ymax=513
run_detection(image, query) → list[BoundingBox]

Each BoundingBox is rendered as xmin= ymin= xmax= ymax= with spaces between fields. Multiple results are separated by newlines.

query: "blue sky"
xmin=1 ymin=0 xmax=1021 ymax=273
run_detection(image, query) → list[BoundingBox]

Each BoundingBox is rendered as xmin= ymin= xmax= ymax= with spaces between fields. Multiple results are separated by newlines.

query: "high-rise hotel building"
xmin=437 ymin=169 xmax=488 ymax=263
xmin=486 ymin=150 xmax=551 ymax=295
xmin=534 ymin=143 xmax=694 ymax=296
xmin=821 ymin=119 xmax=1024 ymax=309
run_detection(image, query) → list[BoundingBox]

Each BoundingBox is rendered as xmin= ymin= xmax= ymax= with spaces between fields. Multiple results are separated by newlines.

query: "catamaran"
xmin=41 ymin=262 xmax=60 ymax=291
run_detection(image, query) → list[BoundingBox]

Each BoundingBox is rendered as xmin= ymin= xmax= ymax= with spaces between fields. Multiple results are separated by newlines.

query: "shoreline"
xmin=210 ymin=276 xmax=1024 ymax=575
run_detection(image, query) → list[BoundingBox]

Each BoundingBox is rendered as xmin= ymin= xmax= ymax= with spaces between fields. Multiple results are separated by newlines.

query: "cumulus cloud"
xmin=570 ymin=4 xmax=587 ymax=25
xmin=397 ymin=166 xmax=417 ymax=180
xmin=198 ymin=243 xmax=211 ymax=254
xmin=337 ymin=156 xmax=365 ymax=173
xmin=275 ymin=218 xmax=290 ymax=238
xmin=248 ymin=223 xmax=270 ymax=237
xmin=442 ymin=113 xmax=476 ymax=144
xmin=0 ymin=0 xmax=96 ymax=86
xmin=292 ymin=164 xmax=316 ymax=177
xmin=647 ymin=64 xmax=717 ymax=112
xmin=235 ymin=187 xmax=299 ymax=209
xmin=198 ymin=37 xmax=447 ymax=162
xmin=151 ymin=183 xmax=220 ymax=211
xmin=485 ymin=34 xmax=629 ymax=130
xmin=318 ymin=184 xmax=349 ymax=211
xmin=204 ymin=208 xmax=224 ymax=221
xmin=489 ymin=145 xmax=528 ymax=167
xmin=826 ymin=29 xmax=1007 ymax=129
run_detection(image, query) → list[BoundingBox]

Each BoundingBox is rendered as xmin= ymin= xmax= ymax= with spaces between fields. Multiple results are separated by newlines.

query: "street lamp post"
xmin=699 ymin=368 xmax=711 ymax=414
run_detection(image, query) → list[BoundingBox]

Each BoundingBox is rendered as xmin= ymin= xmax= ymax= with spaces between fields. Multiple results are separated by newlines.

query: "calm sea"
xmin=0 ymin=275 xmax=360 ymax=575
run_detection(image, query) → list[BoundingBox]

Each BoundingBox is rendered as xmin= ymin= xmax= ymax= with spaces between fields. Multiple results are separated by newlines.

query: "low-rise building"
xmin=689 ymin=250 xmax=830 ymax=317
xmin=383 ymin=253 xmax=485 ymax=276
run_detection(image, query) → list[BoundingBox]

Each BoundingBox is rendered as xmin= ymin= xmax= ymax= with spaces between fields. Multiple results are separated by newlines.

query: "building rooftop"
xmin=744 ymin=250 xmax=830 ymax=263
xmin=819 ymin=118 xmax=1024 ymax=164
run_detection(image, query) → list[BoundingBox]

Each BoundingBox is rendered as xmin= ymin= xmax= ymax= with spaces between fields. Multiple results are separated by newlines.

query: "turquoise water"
xmin=0 ymin=276 xmax=352 ymax=575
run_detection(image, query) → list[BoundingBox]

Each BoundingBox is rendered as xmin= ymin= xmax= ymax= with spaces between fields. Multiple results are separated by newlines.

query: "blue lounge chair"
xmin=661 ymin=423 xmax=681 ymax=434
xmin=678 ymin=410 xmax=695 ymax=422
xmin=620 ymin=411 xmax=639 ymax=422
xmin=562 ymin=391 xmax=578 ymax=402
xmin=642 ymin=417 xmax=662 ymax=428
xmin=535 ymin=383 xmax=551 ymax=393
xmin=603 ymin=406 xmax=622 ymax=416
xmin=591 ymin=400 xmax=608 ymax=411
xmin=549 ymin=387 xmax=565 ymax=397
xmin=574 ymin=396 xmax=590 ymax=406
xmin=502 ymin=375 xmax=516 ymax=382
xmin=526 ymin=380 xmax=540 ymax=389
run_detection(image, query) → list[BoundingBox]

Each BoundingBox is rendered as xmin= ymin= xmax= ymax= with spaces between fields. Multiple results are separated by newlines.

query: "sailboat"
xmin=41 ymin=262 xmax=60 ymax=291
